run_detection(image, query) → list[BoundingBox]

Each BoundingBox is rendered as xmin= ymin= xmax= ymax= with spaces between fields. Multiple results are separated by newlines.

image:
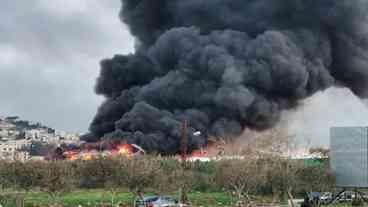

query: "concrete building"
xmin=25 ymin=128 xmax=59 ymax=143
xmin=0 ymin=139 xmax=31 ymax=161
xmin=0 ymin=120 xmax=17 ymax=138
xmin=0 ymin=117 xmax=81 ymax=161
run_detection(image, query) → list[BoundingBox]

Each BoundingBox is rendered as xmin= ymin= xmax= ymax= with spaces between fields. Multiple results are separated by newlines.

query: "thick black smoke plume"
xmin=87 ymin=0 xmax=368 ymax=154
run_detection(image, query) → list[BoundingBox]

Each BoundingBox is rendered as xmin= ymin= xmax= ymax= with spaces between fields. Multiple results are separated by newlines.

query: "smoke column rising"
xmin=87 ymin=0 xmax=368 ymax=154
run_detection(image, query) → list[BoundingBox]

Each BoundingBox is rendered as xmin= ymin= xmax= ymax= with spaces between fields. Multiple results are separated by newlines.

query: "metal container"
xmin=330 ymin=127 xmax=368 ymax=188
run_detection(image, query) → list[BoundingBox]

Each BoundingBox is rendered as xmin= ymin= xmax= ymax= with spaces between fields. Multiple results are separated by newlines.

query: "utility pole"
xmin=180 ymin=119 xmax=188 ymax=162
xmin=179 ymin=119 xmax=189 ymax=205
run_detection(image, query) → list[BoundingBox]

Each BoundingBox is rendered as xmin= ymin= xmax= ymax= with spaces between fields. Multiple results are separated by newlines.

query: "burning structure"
xmin=64 ymin=144 xmax=145 ymax=161
xmin=86 ymin=0 xmax=368 ymax=155
xmin=52 ymin=142 xmax=145 ymax=161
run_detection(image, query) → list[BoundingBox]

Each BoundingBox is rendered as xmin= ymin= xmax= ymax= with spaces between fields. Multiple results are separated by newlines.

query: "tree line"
xmin=0 ymin=155 xmax=334 ymax=206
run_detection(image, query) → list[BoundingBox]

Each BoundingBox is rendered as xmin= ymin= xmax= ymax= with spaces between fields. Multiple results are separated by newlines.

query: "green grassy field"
xmin=0 ymin=190 xmax=357 ymax=207
xmin=1 ymin=190 xmax=236 ymax=207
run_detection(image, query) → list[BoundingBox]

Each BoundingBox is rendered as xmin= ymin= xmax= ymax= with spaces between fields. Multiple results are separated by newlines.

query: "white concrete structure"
xmin=0 ymin=139 xmax=31 ymax=161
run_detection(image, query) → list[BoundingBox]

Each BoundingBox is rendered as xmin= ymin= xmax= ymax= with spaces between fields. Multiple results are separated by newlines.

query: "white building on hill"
xmin=0 ymin=139 xmax=31 ymax=161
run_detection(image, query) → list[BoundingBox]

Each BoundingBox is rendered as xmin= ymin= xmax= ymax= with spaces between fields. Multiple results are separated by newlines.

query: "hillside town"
xmin=0 ymin=116 xmax=81 ymax=161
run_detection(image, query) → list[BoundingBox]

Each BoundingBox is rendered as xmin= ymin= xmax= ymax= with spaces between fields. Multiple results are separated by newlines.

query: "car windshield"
xmin=310 ymin=192 xmax=320 ymax=197
xmin=136 ymin=196 xmax=159 ymax=203
xmin=161 ymin=196 xmax=176 ymax=201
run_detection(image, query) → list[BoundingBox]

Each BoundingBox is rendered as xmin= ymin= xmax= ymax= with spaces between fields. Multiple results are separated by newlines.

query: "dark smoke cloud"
xmin=88 ymin=0 xmax=368 ymax=154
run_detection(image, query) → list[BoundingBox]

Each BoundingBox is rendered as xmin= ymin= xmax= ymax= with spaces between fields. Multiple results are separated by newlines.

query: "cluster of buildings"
xmin=0 ymin=116 xmax=81 ymax=161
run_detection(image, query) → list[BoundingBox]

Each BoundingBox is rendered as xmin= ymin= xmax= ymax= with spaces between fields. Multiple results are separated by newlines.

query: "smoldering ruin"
xmin=85 ymin=0 xmax=368 ymax=154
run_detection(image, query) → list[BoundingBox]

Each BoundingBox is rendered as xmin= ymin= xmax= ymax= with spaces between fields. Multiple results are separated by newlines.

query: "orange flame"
xmin=63 ymin=150 xmax=79 ymax=161
xmin=191 ymin=149 xmax=209 ymax=157
xmin=82 ymin=152 xmax=93 ymax=161
xmin=63 ymin=143 xmax=137 ymax=161
xmin=117 ymin=144 xmax=134 ymax=157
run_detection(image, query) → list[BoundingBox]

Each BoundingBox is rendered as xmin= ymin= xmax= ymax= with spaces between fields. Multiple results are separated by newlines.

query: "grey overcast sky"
xmin=0 ymin=0 xmax=134 ymax=133
xmin=1 ymin=1 xmax=368 ymax=146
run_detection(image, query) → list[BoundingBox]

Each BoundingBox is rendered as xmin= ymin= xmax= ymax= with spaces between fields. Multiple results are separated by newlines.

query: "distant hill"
xmin=1 ymin=116 xmax=55 ymax=133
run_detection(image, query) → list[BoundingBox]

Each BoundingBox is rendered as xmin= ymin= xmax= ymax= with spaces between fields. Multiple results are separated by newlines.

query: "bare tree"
xmin=215 ymin=159 xmax=264 ymax=206
xmin=11 ymin=161 xmax=45 ymax=207
xmin=74 ymin=157 xmax=123 ymax=205
xmin=104 ymin=158 xmax=127 ymax=206
xmin=0 ymin=161 xmax=13 ymax=191
xmin=295 ymin=164 xmax=335 ymax=193
xmin=38 ymin=161 xmax=76 ymax=204
xmin=106 ymin=156 xmax=160 ymax=205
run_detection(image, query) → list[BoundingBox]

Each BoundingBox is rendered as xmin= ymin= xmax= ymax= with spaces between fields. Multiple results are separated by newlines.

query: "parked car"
xmin=320 ymin=191 xmax=356 ymax=204
xmin=320 ymin=192 xmax=333 ymax=204
xmin=307 ymin=192 xmax=321 ymax=202
xmin=134 ymin=196 xmax=180 ymax=207
xmin=337 ymin=191 xmax=355 ymax=203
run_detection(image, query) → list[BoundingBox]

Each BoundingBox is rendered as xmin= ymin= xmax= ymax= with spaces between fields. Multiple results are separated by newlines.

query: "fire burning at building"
xmin=57 ymin=142 xmax=145 ymax=161
xmin=55 ymin=127 xmax=227 ymax=161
